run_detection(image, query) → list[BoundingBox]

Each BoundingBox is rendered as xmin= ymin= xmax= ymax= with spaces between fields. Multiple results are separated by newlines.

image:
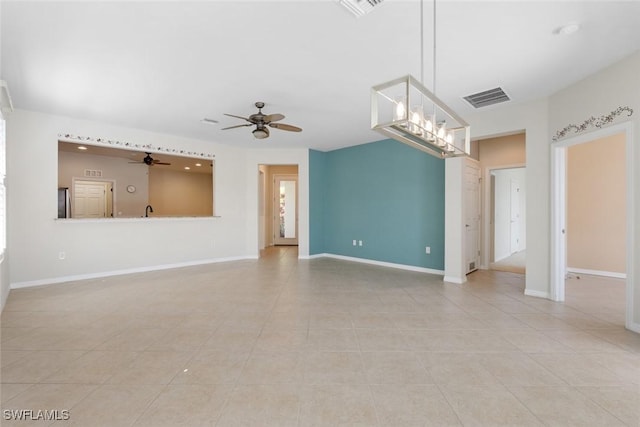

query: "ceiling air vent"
xmin=338 ymin=0 xmax=383 ymax=17
xmin=84 ymin=169 xmax=103 ymax=178
xmin=464 ymin=87 xmax=510 ymax=109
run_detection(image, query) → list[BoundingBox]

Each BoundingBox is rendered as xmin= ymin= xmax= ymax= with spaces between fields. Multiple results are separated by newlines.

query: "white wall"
xmin=444 ymin=156 xmax=467 ymax=284
xmin=6 ymin=109 xmax=309 ymax=287
xmin=492 ymin=167 xmax=526 ymax=261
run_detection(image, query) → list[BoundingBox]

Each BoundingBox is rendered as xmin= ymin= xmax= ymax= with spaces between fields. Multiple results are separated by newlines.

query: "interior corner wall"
xmin=322 ymin=139 xmax=445 ymax=270
xmin=550 ymin=51 xmax=639 ymax=329
xmin=148 ymin=167 xmax=213 ymax=217
xmin=478 ymin=133 xmax=526 ymax=166
xmin=309 ymin=149 xmax=326 ymax=255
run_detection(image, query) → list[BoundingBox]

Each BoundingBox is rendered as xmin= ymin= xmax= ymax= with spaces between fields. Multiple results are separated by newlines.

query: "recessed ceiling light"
xmin=554 ymin=22 xmax=580 ymax=36
xmin=184 ymin=166 xmax=190 ymax=170
xmin=200 ymin=118 xmax=218 ymax=125
xmin=77 ymin=146 xmax=88 ymax=150
xmin=195 ymin=163 xmax=202 ymax=167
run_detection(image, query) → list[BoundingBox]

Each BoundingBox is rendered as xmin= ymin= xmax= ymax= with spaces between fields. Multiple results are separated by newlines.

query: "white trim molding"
xmin=10 ymin=256 xmax=255 ymax=289
xmin=524 ymin=289 xmax=551 ymax=299
xmin=299 ymin=253 xmax=327 ymax=260
xmin=550 ymin=121 xmax=635 ymax=333
xmin=567 ymin=267 xmax=626 ymax=280
xmin=322 ymin=253 xmax=444 ymax=275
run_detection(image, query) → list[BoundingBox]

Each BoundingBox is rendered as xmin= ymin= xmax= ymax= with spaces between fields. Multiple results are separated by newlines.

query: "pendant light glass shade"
xmin=371 ymin=75 xmax=470 ymax=158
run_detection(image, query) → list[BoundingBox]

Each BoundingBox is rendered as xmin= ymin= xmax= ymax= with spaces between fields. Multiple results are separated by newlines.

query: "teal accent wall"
xmin=309 ymin=149 xmax=327 ymax=255
xmin=310 ymin=139 xmax=445 ymax=269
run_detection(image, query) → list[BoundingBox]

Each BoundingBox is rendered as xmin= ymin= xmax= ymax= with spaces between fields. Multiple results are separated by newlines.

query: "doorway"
xmin=488 ymin=167 xmax=526 ymax=273
xmin=72 ymin=179 xmax=114 ymax=218
xmin=258 ymin=165 xmax=299 ymax=251
xmin=550 ymin=122 xmax=636 ymax=332
xmin=273 ymin=174 xmax=298 ymax=245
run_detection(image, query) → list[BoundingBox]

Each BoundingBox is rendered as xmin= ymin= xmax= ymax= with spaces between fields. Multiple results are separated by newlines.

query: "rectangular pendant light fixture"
xmin=0 ymin=81 xmax=13 ymax=114
xmin=371 ymin=75 xmax=470 ymax=158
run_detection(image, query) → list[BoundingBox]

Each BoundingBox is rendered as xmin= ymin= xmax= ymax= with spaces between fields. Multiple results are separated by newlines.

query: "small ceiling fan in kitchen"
xmin=221 ymin=102 xmax=302 ymax=139
xmin=128 ymin=152 xmax=171 ymax=166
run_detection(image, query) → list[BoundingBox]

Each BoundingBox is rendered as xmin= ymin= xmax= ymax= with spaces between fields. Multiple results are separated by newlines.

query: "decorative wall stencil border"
xmin=552 ymin=106 xmax=633 ymax=142
xmin=58 ymin=133 xmax=216 ymax=158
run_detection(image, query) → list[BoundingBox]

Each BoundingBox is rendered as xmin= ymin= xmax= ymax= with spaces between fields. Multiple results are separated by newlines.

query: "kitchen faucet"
xmin=145 ymin=205 xmax=154 ymax=217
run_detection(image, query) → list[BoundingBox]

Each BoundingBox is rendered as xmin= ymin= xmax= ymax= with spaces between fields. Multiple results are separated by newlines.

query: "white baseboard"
xmin=626 ymin=320 xmax=640 ymax=334
xmin=567 ymin=267 xmax=626 ymax=279
xmin=10 ymin=256 xmax=255 ymax=289
xmin=443 ymin=275 xmax=466 ymax=284
xmin=322 ymin=253 xmax=444 ymax=275
xmin=524 ymin=289 xmax=550 ymax=299
xmin=299 ymin=253 xmax=327 ymax=260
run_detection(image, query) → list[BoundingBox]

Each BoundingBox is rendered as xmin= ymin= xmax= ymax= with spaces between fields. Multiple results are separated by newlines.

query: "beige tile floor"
xmin=1 ymin=246 xmax=639 ymax=426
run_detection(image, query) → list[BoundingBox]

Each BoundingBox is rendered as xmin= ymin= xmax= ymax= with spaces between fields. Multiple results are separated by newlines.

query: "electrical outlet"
xmin=425 ymin=246 xmax=431 ymax=254
xmin=352 ymin=240 xmax=357 ymax=246
xmin=58 ymin=251 xmax=66 ymax=260
xmin=358 ymin=240 xmax=363 ymax=246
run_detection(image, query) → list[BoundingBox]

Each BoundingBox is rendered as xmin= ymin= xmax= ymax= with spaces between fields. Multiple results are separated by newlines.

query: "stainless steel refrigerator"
xmin=57 ymin=187 xmax=71 ymax=218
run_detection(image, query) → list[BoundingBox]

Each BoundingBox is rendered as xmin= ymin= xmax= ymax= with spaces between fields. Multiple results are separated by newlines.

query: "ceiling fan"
xmin=222 ymin=102 xmax=302 ymax=139
xmin=129 ymin=152 xmax=171 ymax=166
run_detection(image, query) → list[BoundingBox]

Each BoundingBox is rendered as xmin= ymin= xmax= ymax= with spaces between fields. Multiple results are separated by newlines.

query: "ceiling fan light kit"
xmin=370 ymin=0 xmax=470 ymax=158
xmin=223 ymin=102 xmax=302 ymax=140
xmin=129 ymin=152 xmax=171 ymax=166
xmin=253 ymin=127 xmax=269 ymax=139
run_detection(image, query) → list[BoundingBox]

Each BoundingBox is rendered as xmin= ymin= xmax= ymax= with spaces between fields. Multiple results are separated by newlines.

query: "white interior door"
xmin=510 ymin=179 xmax=521 ymax=254
xmin=465 ymin=161 xmax=481 ymax=273
xmin=273 ymin=175 xmax=298 ymax=245
xmin=73 ymin=180 xmax=111 ymax=218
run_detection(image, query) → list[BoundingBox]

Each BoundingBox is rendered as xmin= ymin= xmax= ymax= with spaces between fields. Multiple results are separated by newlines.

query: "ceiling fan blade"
xmin=223 ymin=113 xmax=253 ymax=123
xmin=128 ymin=161 xmax=144 ymax=164
xmin=153 ymin=161 xmax=171 ymax=165
xmin=269 ymin=123 xmax=302 ymax=132
xmin=221 ymin=123 xmax=253 ymax=131
xmin=263 ymin=113 xmax=285 ymax=123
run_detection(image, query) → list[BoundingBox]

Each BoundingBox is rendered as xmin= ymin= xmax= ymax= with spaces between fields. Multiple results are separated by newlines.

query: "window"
xmin=57 ymin=140 xmax=215 ymax=219
xmin=0 ymin=117 xmax=6 ymax=256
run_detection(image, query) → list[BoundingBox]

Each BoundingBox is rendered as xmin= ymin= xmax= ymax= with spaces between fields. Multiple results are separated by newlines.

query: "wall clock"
xmin=126 ymin=185 xmax=136 ymax=193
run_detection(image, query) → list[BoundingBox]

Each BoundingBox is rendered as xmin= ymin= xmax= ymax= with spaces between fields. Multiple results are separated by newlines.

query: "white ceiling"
xmin=2 ymin=1 xmax=639 ymax=151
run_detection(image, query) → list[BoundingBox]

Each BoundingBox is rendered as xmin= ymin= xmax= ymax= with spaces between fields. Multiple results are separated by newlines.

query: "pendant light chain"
xmin=433 ymin=0 xmax=437 ymax=96
xmin=420 ymin=0 xmax=424 ymax=85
